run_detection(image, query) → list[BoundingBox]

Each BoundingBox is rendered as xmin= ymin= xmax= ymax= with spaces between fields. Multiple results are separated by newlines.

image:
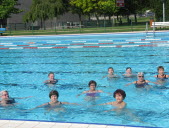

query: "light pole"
xmin=161 ymin=0 xmax=166 ymax=22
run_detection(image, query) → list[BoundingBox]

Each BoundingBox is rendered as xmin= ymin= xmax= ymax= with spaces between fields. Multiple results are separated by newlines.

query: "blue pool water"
xmin=1 ymin=32 xmax=169 ymax=128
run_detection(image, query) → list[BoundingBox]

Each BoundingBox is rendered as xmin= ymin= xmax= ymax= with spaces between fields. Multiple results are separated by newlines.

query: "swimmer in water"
xmin=0 ymin=90 xmax=15 ymax=106
xmin=102 ymin=67 xmax=119 ymax=79
xmin=44 ymin=72 xmax=58 ymax=84
xmin=154 ymin=66 xmax=169 ymax=85
xmin=125 ymin=72 xmax=157 ymax=89
xmin=123 ymin=67 xmax=136 ymax=78
xmin=77 ymin=80 xmax=103 ymax=97
xmin=0 ymin=90 xmax=32 ymax=106
xmin=31 ymin=90 xmax=77 ymax=110
xmin=99 ymin=89 xmax=126 ymax=111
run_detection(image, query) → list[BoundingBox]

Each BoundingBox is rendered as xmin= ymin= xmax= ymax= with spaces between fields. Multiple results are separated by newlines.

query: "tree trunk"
xmin=117 ymin=15 xmax=119 ymax=21
xmin=0 ymin=19 xmax=2 ymax=27
xmin=112 ymin=14 xmax=115 ymax=26
xmin=108 ymin=15 xmax=111 ymax=22
xmin=40 ymin=19 xmax=43 ymax=29
xmin=88 ymin=14 xmax=91 ymax=21
xmin=108 ymin=15 xmax=112 ymax=27
xmin=127 ymin=15 xmax=130 ymax=24
xmin=79 ymin=13 xmax=82 ymax=28
xmin=95 ymin=14 xmax=99 ymax=27
xmin=134 ymin=14 xmax=137 ymax=24
xmin=43 ymin=20 xmax=46 ymax=30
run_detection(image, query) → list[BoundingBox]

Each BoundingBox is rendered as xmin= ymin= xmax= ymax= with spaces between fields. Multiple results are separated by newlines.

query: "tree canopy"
xmin=23 ymin=0 xmax=68 ymax=23
xmin=1 ymin=0 xmax=168 ymax=26
xmin=0 ymin=0 xmax=21 ymax=19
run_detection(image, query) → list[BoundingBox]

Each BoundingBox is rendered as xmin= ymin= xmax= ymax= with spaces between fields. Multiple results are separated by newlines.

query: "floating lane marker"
xmin=10 ymin=47 xmax=23 ymax=49
xmin=0 ymin=41 xmax=168 ymax=47
xmin=0 ymin=44 xmax=162 ymax=50
xmin=126 ymin=39 xmax=142 ymax=41
xmin=139 ymin=44 xmax=157 ymax=47
xmin=99 ymin=43 xmax=114 ymax=44
xmin=23 ymin=47 xmax=38 ymax=49
xmin=0 ymin=38 xmax=163 ymax=45
xmin=68 ymin=46 xmax=83 ymax=48
xmin=144 ymin=39 xmax=161 ymax=40
xmin=72 ymin=41 xmax=86 ymax=43
xmin=98 ymin=40 xmax=113 ymax=42
xmin=83 ymin=46 xmax=100 ymax=48
xmin=0 ymin=43 xmax=13 ymax=44
xmin=0 ymin=48 xmax=10 ymax=49
xmin=71 ymin=43 xmax=85 ymax=45
xmin=52 ymin=46 xmax=68 ymax=49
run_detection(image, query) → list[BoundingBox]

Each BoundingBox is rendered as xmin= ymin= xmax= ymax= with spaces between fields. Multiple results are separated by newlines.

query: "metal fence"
xmin=2 ymin=20 xmax=168 ymax=36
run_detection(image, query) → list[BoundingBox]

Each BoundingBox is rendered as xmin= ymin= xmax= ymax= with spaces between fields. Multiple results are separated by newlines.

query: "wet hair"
xmin=126 ymin=67 xmax=132 ymax=71
xmin=48 ymin=72 xmax=54 ymax=76
xmin=137 ymin=72 xmax=144 ymax=76
xmin=0 ymin=90 xmax=8 ymax=97
xmin=108 ymin=67 xmax=114 ymax=71
xmin=49 ymin=90 xmax=59 ymax=98
xmin=113 ymin=89 xmax=126 ymax=100
xmin=157 ymin=66 xmax=164 ymax=71
xmin=88 ymin=80 xmax=97 ymax=87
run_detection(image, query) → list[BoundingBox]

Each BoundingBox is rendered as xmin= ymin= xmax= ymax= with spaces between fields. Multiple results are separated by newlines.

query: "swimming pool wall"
xmin=0 ymin=119 xmax=162 ymax=128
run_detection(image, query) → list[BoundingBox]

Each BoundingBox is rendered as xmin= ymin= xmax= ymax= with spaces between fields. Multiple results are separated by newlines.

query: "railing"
xmin=2 ymin=20 xmax=169 ymax=36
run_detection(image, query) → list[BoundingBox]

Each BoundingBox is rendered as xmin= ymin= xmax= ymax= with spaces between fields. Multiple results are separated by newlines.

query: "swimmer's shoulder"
xmin=121 ymin=102 xmax=127 ymax=109
xmin=133 ymin=81 xmax=137 ymax=84
xmin=166 ymin=74 xmax=169 ymax=78
xmin=83 ymin=90 xmax=89 ymax=94
xmin=97 ymin=90 xmax=103 ymax=93
xmin=154 ymin=75 xmax=158 ymax=78
xmin=44 ymin=80 xmax=50 ymax=83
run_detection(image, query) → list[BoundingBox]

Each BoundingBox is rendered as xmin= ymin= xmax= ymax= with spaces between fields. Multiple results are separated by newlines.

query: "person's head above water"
xmin=108 ymin=67 xmax=114 ymax=74
xmin=0 ymin=90 xmax=9 ymax=100
xmin=126 ymin=67 xmax=132 ymax=73
xmin=157 ymin=66 xmax=164 ymax=74
xmin=88 ymin=80 xmax=97 ymax=87
xmin=49 ymin=90 xmax=59 ymax=99
xmin=137 ymin=72 xmax=144 ymax=78
xmin=48 ymin=72 xmax=55 ymax=80
xmin=113 ymin=89 xmax=126 ymax=100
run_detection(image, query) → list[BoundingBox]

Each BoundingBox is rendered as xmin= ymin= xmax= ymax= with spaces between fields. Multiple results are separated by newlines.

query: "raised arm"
xmin=76 ymin=91 xmax=87 ymax=97
xmin=25 ymin=103 xmax=48 ymax=111
xmin=98 ymin=102 xmax=112 ymax=106
xmin=102 ymin=75 xmax=108 ymax=79
xmin=146 ymin=80 xmax=160 ymax=85
xmin=125 ymin=81 xmax=136 ymax=86
xmin=14 ymin=96 xmax=33 ymax=99
xmin=61 ymin=102 xmax=79 ymax=105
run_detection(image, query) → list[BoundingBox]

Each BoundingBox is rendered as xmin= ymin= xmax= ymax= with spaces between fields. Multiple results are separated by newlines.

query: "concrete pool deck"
xmin=0 ymin=120 xmax=148 ymax=128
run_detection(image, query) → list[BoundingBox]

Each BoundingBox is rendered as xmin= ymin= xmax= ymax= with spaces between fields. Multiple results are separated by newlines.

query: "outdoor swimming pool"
xmin=1 ymin=32 xmax=169 ymax=128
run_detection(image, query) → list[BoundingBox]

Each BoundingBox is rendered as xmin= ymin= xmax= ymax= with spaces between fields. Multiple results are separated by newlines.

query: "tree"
xmin=23 ymin=0 xmax=68 ymax=29
xmin=148 ymin=0 xmax=169 ymax=21
xmin=70 ymin=0 xmax=118 ymax=26
xmin=98 ymin=0 xmax=117 ymax=25
xmin=0 ymin=0 xmax=21 ymax=26
xmin=69 ymin=0 xmax=84 ymax=26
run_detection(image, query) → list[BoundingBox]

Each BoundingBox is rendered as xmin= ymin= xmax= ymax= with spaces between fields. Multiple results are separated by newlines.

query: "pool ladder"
xmin=145 ymin=22 xmax=155 ymax=38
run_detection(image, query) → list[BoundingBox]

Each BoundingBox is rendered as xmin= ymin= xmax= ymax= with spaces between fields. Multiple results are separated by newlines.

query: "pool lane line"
xmin=0 ymin=38 xmax=164 ymax=45
xmin=0 ymin=41 xmax=168 ymax=47
xmin=0 ymin=44 xmax=167 ymax=50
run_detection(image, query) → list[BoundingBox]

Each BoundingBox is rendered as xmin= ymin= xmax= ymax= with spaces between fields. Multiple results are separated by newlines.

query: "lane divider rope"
xmin=1 ymin=44 xmax=169 ymax=50
xmin=0 ymin=41 xmax=168 ymax=47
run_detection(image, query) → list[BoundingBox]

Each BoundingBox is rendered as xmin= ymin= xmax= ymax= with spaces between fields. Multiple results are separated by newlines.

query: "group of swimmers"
xmin=0 ymin=66 xmax=168 ymax=111
xmin=104 ymin=66 xmax=168 ymax=88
